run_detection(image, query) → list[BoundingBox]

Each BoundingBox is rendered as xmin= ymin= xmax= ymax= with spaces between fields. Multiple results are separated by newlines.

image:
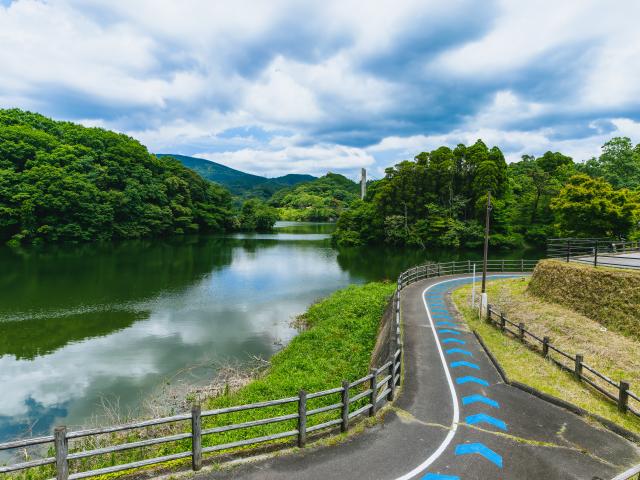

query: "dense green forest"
xmin=0 ymin=109 xmax=276 ymax=246
xmin=268 ymin=173 xmax=360 ymax=221
xmin=334 ymin=138 xmax=640 ymax=249
xmin=159 ymin=154 xmax=315 ymax=200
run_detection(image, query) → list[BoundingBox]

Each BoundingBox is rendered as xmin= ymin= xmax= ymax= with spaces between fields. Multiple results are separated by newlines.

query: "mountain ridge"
xmin=156 ymin=154 xmax=315 ymax=197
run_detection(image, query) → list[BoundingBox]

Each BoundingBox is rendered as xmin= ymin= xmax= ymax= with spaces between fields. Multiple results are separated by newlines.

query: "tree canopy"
xmin=0 ymin=109 xmax=258 ymax=245
xmin=334 ymin=137 xmax=640 ymax=248
xmin=269 ymin=173 xmax=359 ymax=221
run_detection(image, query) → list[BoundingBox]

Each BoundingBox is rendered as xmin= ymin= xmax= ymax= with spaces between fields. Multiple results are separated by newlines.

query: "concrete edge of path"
xmin=450 ymin=291 xmax=640 ymax=446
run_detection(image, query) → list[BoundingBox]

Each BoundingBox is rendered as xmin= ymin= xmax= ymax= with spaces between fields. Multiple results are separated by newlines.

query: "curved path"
xmin=199 ymin=275 xmax=640 ymax=480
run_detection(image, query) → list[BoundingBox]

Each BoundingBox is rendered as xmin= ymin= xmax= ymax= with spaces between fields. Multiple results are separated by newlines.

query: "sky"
xmin=1 ymin=0 xmax=640 ymax=179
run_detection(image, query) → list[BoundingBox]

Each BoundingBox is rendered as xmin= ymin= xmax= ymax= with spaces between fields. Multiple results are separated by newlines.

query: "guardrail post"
xmin=618 ymin=381 xmax=630 ymax=413
xmin=341 ymin=381 xmax=350 ymax=432
xmin=437 ymin=264 xmax=441 ymax=276
xmin=499 ymin=312 xmax=505 ymax=332
xmin=397 ymin=342 xmax=403 ymax=381
xmin=566 ymin=240 xmax=571 ymax=262
xmin=54 ymin=426 xmax=68 ymax=480
xmin=574 ymin=354 xmax=583 ymax=379
xmin=521 ymin=259 xmax=524 ymax=271
xmin=298 ymin=390 xmax=307 ymax=447
xmin=518 ymin=323 xmax=525 ymax=341
xmin=501 ymin=259 xmax=505 ymax=272
xmin=486 ymin=303 xmax=491 ymax=323
xmin=191 ymin=403 xmax=202 ymax=471
xmin=542 ymin=336 xmax=550 ymax=357
xmin=594 ymin=241 xmax=599 ymax=267
xmin=388 ymin=361 xmax=395 ymax=401
xmin=369 ymin=369 xmax=378 ymax=416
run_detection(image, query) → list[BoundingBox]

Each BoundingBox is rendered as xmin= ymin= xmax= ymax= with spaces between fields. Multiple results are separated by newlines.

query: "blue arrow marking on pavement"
xmin=421 ymin=474 xmax=460 ymax=480
xmin=438 ymin=329 xmax=460 ymax=335
xmin=450 ymin=360 xmax=479 ymax=370
xmin=436 ymin=321 xmax=456 ymax=327
xmin=432 ymin=315 xmax=452 ymax=319
xmin=454 ymin=443 xmax=503 ymax=468
xmin=445 ymin=348 xmax=472 ymax=356
xmin=456 ymin=376 xmax=489 ymax=386
xmin=430 ymin=308 xmax=448 ymax=313
xmin=442 ymin=338 xmax=465 ymax=345
xmin=462 ymin=394 xmax=500 ymax=408
xmin=465 ymin=413 xmax=508 ymax=431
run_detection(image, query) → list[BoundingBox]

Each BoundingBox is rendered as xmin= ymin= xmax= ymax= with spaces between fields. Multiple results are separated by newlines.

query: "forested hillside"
xmin=334 ymin=139 xmax=640 ymax=249
xmin=269 ymin=173 xmax=359 ymax=221
xmin=0 ymin=109 xmax=270 ymax=245
xmin=158 ymin=154 xmax=315 ymax=199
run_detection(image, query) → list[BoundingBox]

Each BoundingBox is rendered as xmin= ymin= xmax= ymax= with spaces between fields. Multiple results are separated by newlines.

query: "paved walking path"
xmin=198 ymin=275 xmax=640 ymax=480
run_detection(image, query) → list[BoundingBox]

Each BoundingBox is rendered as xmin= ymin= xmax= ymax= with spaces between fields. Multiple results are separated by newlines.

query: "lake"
xmin=0 ymin=222 xmax=538 ymax=442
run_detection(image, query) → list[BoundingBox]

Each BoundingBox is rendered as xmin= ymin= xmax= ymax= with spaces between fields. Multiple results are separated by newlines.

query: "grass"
xmin=6 ymin=282 xmax=396 ymax=480
xmin=452 ymin=278 xmax=640 ymax=435
xmin=528 ymin=259 xmax=640 ymax=340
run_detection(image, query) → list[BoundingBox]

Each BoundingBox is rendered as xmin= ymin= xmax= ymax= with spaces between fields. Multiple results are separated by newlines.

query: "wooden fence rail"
xmin=0 ymin=258 xmax=537 ymax=480
xmin=485 ymin=305 xmax=639 ymax=417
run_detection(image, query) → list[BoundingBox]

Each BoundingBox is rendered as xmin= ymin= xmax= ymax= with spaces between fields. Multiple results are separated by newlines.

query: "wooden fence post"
xmin=54 ymin=426 xmax=68 ymax=480
xmin=369 ymin=369 xmax=378 ymax=416
xmin=298 ymin=390 xmax=307 ymax=447
xmin=388 ymin=361 xmax=395 ymax=401
xmin=618 ymin=381 xmax=630 ymax=413
xmin=518 ymin=323 xmax=525 ymax=342
xmin=574 ymin=354 xmax=583 ymax=379
xmin=191 ymin=404 xmax=202 ymax=471
xmin=341 ymin=381 xmax=350 ymax=432
xmin=542 ymin=337 xmax=550 ymax=357
xmin=499 ymin=313 xmax=505 ymax=332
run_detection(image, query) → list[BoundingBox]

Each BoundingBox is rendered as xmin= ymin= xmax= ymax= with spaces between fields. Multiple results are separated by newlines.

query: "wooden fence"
xmin=485 ymin=304 xmax=639 ymax=417
xmin=0 ymin=258 xmax=537 ymax=480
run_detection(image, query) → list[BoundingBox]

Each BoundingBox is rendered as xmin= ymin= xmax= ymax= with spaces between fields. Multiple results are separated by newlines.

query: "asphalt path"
xmin=197 ymin=275 xmax=640 ymax=480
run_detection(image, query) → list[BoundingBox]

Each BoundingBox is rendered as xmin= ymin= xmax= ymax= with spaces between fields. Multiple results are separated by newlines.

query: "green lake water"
xmin=0 ymin=222 xmax=539 ymax=441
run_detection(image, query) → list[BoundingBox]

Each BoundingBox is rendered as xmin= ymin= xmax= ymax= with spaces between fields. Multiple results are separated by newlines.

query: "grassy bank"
xmin=7 ymin=282 xmax=395 ymax=479
xmin=452 ymin=278 xmax=640 ymax=434
xmin=528 ymin=259 xmax=640 ymax=340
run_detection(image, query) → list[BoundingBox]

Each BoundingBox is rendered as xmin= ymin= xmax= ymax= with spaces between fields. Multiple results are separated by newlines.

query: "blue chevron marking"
xmin=438 ymin=329 xmax=460 ymax=335
xmin=454 ymin=443 xmax=503 ymax=468
xmin=441 ymin=338 xmax=465 ymax=345
xmin=421 ymin=474 xmax=460 ymax=480
xmin=462 ymin=394 xmax=499 ymax=409
xmin=435 ymin=321 xmax=456 ymax=327
xmin=450 ymin=360 xmax=479 ymax=370
xmin=465 ymin=413 xmax=508 ymax=431
xmin=445 ymin=348 xmax=472 ymax=356
xmin=456 ymin=376 xmax=489 ymax=386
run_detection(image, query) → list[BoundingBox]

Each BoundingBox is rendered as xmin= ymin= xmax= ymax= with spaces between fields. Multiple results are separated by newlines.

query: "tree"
xmin=579 ymin=137 xmax=640 ymax=189
xmin=551 ymin=174 xmax=638 ymax=238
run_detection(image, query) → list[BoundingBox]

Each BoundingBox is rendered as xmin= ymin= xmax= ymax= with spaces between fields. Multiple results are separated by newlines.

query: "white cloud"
xmin=196 ymin=143 xmax=375 ymax=178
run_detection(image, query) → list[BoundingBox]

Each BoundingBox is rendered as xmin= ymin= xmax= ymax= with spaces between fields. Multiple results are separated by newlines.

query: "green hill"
xmin=269 ymin=173 xmax=360 ymax=221
xmin=157 ymin=154 xmax=315 ymax=198
xmin=0 ymin=109 xmax=238 ymax=245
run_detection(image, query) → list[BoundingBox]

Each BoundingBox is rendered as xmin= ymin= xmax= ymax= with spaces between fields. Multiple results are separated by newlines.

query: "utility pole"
xmin=481 ymin=191 xmax=492 ymax=294
xmin=360 ymin=168 xmax=367 ymax=199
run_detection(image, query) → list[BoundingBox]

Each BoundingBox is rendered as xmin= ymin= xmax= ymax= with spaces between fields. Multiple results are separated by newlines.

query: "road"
xmin=196 ymin=275 xmax=640 ymax=480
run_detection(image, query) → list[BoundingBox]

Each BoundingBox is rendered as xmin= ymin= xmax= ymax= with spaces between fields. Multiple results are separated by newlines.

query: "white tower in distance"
xmin=360 ymin=168 xmax=367 ymax=199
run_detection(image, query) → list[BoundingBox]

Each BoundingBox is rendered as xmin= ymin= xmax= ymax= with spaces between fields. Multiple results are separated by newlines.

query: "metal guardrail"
xmin=0 ymin=258 xmax=538 ymax=480
xmin=484 ymin=304 xmax=639 ymax=418
xmin=548 ymin=238 xmax=640 ymax=269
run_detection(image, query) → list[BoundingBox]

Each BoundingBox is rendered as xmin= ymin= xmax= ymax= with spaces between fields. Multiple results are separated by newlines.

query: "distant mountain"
xmin=157 ymin=154 xmax=315 ymax=198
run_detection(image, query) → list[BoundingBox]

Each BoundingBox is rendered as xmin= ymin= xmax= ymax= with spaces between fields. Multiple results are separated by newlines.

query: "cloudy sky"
xmin=1 ymin=0 xmax=640 ymax=178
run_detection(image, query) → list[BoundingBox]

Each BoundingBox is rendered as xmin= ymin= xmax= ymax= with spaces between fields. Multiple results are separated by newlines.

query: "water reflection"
xmin=0 ymin=222 xmax=540 ymax=442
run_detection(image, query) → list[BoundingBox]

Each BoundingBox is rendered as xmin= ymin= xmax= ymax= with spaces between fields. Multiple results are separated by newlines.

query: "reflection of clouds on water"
xmin=0 ymin=238 xmax=357 ymax=440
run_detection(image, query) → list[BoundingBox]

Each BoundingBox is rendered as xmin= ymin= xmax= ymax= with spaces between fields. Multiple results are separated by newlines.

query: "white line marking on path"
xmin=392 ymin=275 xmax=518 ymax=480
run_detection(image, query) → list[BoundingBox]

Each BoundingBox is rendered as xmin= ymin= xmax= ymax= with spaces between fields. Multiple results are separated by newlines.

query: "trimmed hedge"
xmin=528 ymin=260 xmax=640 ymax=340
